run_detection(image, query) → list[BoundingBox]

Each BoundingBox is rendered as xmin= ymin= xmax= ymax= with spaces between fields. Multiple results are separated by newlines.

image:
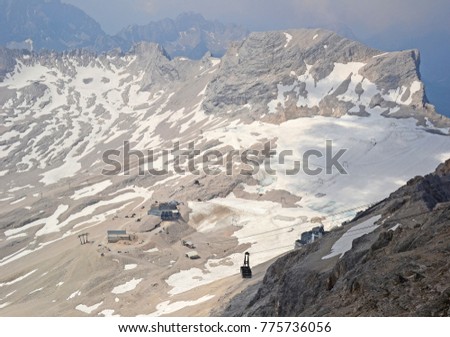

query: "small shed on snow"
xmin=107 ymin=230 xmax=131 ymax=243
xmin=185 ymin=251 xmax=200 ymax=259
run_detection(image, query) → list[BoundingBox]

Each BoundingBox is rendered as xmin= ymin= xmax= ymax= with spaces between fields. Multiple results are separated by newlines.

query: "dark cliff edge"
xmin=220 ymin=160 xmax=450 ymax=317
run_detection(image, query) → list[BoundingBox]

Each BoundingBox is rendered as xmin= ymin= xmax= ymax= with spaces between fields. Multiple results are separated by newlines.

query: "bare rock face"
xmin=221 ymin=160 xmax=450 ymax=317
xmin=202 ymin=29 xmax=438 ymax=126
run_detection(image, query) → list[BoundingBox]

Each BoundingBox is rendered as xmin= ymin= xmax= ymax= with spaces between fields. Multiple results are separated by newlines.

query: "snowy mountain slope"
xmin=0 ymin=29 xmax=449 ymax=316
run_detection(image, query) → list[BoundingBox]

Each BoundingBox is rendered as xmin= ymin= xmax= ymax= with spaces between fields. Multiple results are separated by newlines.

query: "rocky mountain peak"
xmin=436 ymin=158 xmax=450 ymax=176
xmin=131 ymin=41 xmax=171 ymax=60
xmin=175 ymin=12 xmax=208 ymax=28
xmin=201 ymin=28 xmax=439 ymax=125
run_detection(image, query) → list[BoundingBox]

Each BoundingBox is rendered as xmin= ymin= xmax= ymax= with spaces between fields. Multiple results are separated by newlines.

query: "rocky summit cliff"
xmin=221 ymin=160 xmax=450 ymax=317
xmin=204 ymin=30 xmax=443 ymax=125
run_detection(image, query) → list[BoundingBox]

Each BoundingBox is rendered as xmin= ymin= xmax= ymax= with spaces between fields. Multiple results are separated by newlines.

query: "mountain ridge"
xmin=114 ymin=12 xmax=249 ymax=59
xmin=0 ymin=1 xmax=248 ymax=59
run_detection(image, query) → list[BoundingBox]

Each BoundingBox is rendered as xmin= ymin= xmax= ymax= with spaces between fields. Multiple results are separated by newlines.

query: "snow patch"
xmin=9 ymin=197 xmax=26 ymax=205
xmin=322 ymin=215 xmax=382 ymax=259
xmin=124 ymin=264 xmax=137 ymax=271
xmin=373 ymin=52 xmax=389 ymax=58
xmin=283 ymin=32 xmax=293 ymax=48
xmin=8 ymin=184 xmax=34 ymax=192
xmin=144 ymin=247 xmax=159 ymax=253
xmin=76 ymin=301 xmax=103 ymax=314
xmin=111 ymin=278 xmax=142 ymax=294
xmin=71 ymin=180 xmax=113 ymax=200
xmin=145 ymin=295 xmax=215 ymax=316
xmin=29 ymin=287 xmax=44 ymax=295
xmin=67 ymin=290 xmax=81 ymax=300
xmin=39 ymin=148 xmax=82 ymax=185
xmin=210 ymin=58 xmax=221 ymax=66
xmin=389 ymin=223 xmax=401 ymax=231
xmin=35 ymin=205 xmax=69 ymax=237
xmin=197 ymin=84 xmax=208 ymax=97
xmin=6 ymin=233 xmax=27 ymax=241
xmin=0 ymin=269 xmax=37 ymax=287
xmin=98 ymin=309 xmax=119 ymax=317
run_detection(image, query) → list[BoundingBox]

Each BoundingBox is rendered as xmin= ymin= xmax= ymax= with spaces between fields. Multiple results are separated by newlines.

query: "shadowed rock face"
xmin=221 ymin=160 xmax=450 ymax=317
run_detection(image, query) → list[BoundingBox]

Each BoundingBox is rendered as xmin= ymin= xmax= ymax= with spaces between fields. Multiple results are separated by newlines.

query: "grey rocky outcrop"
xmin=202 ymin=29 xmax=435 ymax=123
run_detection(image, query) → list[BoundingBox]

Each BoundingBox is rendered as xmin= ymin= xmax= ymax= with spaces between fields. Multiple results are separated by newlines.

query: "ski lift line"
xmin=194 ymin=180 xmax=445 ymax=246
xmin=324 ymin=201 xmax=426 ymax=222
xmin=195 ymin=221 xmax=308 ymax=245
xmin=183 ymin=179 xmax=449 ymax=249
xmin=226 ymin=216 xmax=375 ymax=247
xmin=196 ymin=222 xmax=307 ymax=246
xmin=238 ymin=206 xmax=446 ymax=258
xmin=249 ymin=244 xmax=295 ymax=255
xmin=189 ymin=205 xmax=448 ymax=276
xmin=321 ymin=207 xmax=372 ymax=224
xmin=323 ymin=203 xmax=374 ymax=216
xmin=205 ymin=180 xmax=450 ymax=259
xmin=327 ymin=206 xmax=447 ymax=249
xmin=372 ymin=206 xmax=448 ymax=226
xmin=319 ymin=178 xmax=450 ymax=220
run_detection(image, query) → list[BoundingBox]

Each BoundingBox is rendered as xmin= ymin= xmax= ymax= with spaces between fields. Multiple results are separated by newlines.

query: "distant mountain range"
xmin=0 ymin=0 xmax=248 ymax=58
xmin=115 ymin=12 xmax=249 ymax=59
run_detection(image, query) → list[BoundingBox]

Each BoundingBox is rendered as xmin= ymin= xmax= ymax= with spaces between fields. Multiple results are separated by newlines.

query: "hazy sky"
xmin=63 ymin=0 xmax=450 ymax=38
